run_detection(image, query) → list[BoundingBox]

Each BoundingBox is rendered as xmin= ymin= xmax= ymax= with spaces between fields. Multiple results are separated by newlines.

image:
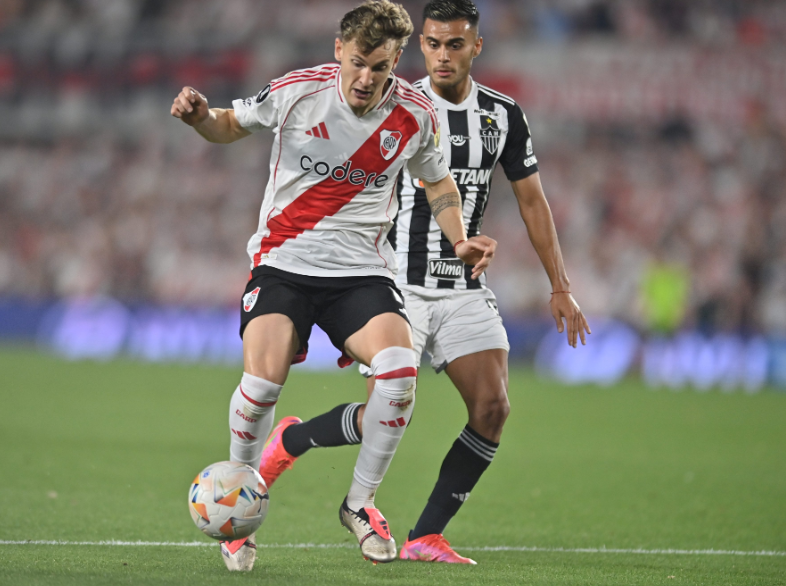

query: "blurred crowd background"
xmin=1 ymin=0 xmax=785 ymax=385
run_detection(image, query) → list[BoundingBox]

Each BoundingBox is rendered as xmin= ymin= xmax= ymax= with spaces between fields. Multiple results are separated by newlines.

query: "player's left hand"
xmin=550 ymin=292 xmax=590 ymax=348
xmin=455 ymin=235 xmax=497 ymax=280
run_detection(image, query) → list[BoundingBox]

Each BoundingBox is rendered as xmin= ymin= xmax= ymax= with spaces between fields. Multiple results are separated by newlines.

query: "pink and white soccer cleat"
xmin=399 ymin=533 xmax=477 ymax=564
xmin=220 ymin=532 xmax=257 ymax=571
xmin=258 ymin=416 xmax=302 ymax=488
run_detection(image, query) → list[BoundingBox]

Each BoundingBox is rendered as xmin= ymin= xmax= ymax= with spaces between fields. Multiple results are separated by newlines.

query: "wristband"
xmin=551 ymin=290 xmax=571 ymax=295
xmin=452 ymin=239 xmax=466 ymax=254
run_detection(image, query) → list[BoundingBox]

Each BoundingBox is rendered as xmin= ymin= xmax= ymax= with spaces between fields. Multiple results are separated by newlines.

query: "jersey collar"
xmin=420 ymin=76 xmax=477 ymax=111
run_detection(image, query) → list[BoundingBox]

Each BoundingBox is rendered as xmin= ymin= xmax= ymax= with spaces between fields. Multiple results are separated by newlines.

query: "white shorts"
xmin=361 ymin=287 xmax=509 ymax=375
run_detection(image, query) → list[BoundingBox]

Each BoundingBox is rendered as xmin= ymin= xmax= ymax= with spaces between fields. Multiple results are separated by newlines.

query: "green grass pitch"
xmin=0 ymin=347 xmax=784 ymax=585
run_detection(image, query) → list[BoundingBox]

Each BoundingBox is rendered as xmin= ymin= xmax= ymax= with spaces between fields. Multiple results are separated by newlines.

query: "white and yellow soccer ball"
xmin=188 ymin=461 xmax=269 ymax=540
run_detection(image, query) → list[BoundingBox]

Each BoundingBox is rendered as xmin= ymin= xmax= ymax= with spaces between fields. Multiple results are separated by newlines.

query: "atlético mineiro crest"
xmin=479 ymin=115 xmax=501 ymax=155
xmin=243 ymin=287 xmax=260 ymax=312
xmin=380 ymin=130 xmax=402 ymax=161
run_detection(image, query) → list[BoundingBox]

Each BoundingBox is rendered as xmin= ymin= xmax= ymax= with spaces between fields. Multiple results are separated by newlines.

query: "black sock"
xmin=410 ymin=425 xmax=498 ymax=540
xmin=281 ymin=403 xmax=362 ymax=457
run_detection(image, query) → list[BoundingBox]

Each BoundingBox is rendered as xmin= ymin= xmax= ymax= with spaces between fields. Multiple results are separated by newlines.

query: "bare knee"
xmin=481 ymin=394 xmax=510 ymax=429
xmin=468 ymin=393 xmax=510 ymax=442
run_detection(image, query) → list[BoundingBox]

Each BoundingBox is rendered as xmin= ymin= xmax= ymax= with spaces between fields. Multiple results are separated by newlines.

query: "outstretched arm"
xmin=512 ymin=172 xmax=590 ymax=347
xmin=422 ymin=173 xmax=497 ymax=280
xmin=171 ymin=86 xmax=251 ymax=144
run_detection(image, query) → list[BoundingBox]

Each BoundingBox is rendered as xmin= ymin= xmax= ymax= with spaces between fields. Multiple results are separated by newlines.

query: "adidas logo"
xmin=231 ymin=428 xmax=257 ymax=441
xmin=306 ymin=122 xmax=330 ymax=139
xmin=379 ymin=417 xmax=407 ymax=428
xmin=452 ymin=492 xmax=470 ymax=502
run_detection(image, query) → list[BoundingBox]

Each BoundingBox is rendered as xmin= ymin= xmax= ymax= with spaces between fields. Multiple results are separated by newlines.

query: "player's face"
xmin=335 ymin=38 xmax=402 ymax=116
xmin=420 ymin=18 xmax=482 ymax=90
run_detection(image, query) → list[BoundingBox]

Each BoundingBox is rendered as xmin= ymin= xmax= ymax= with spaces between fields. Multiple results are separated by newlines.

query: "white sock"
xmin=228 ymin=372 xmax=282 ymax=470
xmin=347 ymin=346 xmax=417 ymax=511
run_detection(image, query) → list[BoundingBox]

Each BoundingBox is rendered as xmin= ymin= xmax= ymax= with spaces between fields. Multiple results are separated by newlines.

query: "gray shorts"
xmin=362 ymin=286 xmax=509 ymax=375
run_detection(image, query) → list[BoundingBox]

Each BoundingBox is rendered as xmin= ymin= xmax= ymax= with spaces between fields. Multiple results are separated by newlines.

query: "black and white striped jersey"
xmin=391 ymin=76 xmax=539 ymax=291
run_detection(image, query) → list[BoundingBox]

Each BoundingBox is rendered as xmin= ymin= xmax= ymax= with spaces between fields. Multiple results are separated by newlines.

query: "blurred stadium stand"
xmin=1 ymin=0 xmax=785 ymax=389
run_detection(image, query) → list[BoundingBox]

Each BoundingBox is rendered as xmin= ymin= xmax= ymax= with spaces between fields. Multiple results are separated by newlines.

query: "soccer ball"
xmin=188 ymin=461 xmax=269 ymax=540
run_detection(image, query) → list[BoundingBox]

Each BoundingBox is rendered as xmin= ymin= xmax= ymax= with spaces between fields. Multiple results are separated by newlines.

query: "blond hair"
xmin=340 ymin=0 xmax=414 ymax=53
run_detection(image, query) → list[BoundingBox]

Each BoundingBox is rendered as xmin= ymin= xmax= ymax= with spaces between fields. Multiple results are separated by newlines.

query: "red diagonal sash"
xmin=254 ymin=105 xmax=420 ymax=265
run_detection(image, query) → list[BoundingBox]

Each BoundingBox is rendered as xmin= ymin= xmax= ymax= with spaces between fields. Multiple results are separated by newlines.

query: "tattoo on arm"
xmin=429 ymin=191 xmax=461 ymax=218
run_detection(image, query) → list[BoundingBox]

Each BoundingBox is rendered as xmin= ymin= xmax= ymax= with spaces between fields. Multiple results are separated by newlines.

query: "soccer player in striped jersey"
xmin=171 ymin=0 xmax=496 ymax=571
xmin=258 ymin=0 xmax=590 ymax=564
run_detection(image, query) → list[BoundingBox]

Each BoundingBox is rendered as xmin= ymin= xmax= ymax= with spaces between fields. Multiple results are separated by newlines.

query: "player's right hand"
xmin=550 ymin=292 xmax=590 ymax=348
xmin=171 ymin=86 xmax=209 ymax=127
xmin=455 ymin=235 xmax=497 ymax=280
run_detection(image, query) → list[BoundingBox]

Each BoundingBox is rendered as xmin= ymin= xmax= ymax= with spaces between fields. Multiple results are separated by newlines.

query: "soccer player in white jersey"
xmin=257 ymin=0 xmax=591 ymax=565
xmin=170 ymin=0 xmax=496 ymax=571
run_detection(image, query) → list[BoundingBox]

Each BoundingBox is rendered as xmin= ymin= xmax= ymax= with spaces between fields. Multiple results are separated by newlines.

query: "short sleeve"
xmin=406 ymin=118 xmax=449 ymax=183
xmin=498 ymin=103 xmax=539 ymax=181
xmin=231 ymin=83 xmax=278 ymax=132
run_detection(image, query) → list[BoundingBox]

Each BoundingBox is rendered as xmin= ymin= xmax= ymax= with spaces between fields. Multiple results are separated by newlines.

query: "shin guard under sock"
xmin=228 ymin=372 xmax=282 ymax=470
xmin=346 ymin=347 xmax=417 ymax=511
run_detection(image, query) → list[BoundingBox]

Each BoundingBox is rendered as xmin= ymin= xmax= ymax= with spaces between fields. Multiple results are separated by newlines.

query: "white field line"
xmin=1 ymin=540 xmax=784 ymax=557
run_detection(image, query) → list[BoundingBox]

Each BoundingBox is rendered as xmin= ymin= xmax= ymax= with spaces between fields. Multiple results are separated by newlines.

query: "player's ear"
xmin=391 ymin=48 xmax=403 ymax=70
xmin=335 ymin=38 xmax=344 ymax=61
xmin=474 ymin=35 xmax=483 ymax=58
xmin=419 ymin=34 xmax=426 ymax=54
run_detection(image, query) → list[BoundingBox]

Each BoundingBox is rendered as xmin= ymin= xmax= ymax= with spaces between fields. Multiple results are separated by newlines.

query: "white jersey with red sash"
xmin=232 ymin=63 xmax=447 ymax=279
